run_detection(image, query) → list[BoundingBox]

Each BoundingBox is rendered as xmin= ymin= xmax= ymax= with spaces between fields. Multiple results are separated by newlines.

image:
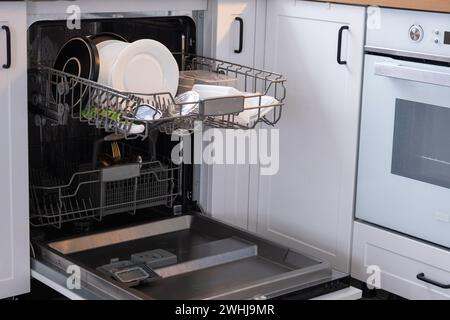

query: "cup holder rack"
xmin=30 ymin=55 xmax=287 ymax=139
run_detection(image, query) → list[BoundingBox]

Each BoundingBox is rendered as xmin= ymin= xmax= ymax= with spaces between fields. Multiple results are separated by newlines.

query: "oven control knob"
xmin=409 ymin=25 xmax=424 ymax=42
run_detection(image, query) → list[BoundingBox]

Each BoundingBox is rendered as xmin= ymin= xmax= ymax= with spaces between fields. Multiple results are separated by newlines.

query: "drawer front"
xmin=352 ymin=221 xmax=450 ymax=299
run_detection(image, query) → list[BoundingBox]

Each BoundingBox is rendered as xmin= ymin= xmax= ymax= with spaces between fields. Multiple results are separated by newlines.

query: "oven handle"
xmin=417 ymin=273 xmax=450 ymax=289
xmin=374 ymin=62 xmax=450 ymax=87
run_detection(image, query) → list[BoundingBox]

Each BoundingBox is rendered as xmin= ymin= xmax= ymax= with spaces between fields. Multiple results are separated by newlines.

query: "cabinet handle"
xmin=234 ymin=17 xmax=243 ymax=54
xmin=337 ymin=25 xmax=349 ymax=65
xmin=2 ymin=25 xmax=11 ymax=69
xmin=417 ymin=273 xmax=450 ymax=289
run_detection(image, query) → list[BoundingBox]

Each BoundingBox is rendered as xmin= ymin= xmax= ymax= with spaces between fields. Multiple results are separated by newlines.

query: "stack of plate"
xmin=53 ymin=34 xmax=180 ymax=134
xmin=52 ymin=36 xmax=100 ymax=106
xmin=97 ymin=38 xmax=179 ymax=97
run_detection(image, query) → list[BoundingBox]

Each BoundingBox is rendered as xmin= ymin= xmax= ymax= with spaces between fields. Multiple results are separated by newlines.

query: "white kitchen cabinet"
xmin=256 ymin=0 xmax=365 ymax=272
xmin=352 ymin=221 xmax=450 ymax=299
xmin=206 ymin=0 xmax=257 ymax=65
xmin=199 ymin=0 xmax=261 ymax=229
xmin=0 ymin=2 xmax=29 ymax=299
xmin=198 ymin=132 xmax=254 ymax=230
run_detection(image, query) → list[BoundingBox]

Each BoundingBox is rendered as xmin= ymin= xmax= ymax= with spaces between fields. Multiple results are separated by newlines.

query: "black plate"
xmin=53 ymin=36 xmax=100 ymax=107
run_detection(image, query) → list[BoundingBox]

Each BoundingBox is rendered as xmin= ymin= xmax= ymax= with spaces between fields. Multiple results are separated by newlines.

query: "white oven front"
xmin=356 ymin=53 xmax=450 ymax=248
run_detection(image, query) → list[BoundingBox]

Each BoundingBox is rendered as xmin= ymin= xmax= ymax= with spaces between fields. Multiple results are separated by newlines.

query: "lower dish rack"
xmin=30 ymin=55 xmax=286 ymax=139
xmin=30 ymin=160 xmax=182 ymax=228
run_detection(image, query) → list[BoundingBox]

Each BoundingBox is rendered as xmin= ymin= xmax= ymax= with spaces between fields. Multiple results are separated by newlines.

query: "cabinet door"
xmin=256 ymin=0 xmax=365 ymax=272
xmin=199 ymin=0 xmax=259 ymax=229
xmin=0 ymin=2 xmax=29 ymax=299
xmin=212 ymin=0 xmax=257 ymax=65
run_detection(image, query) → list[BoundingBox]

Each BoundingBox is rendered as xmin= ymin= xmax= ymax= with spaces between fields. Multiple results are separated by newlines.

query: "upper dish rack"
xmin=31 ymin=55 xmax=286 ymax=139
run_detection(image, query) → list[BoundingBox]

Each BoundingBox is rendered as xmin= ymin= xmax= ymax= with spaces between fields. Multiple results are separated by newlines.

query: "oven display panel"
xmin=444 ymin=31 xmax=450 ymax=45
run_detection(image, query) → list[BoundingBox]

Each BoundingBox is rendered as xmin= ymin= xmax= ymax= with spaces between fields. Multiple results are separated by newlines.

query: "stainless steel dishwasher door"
xmin=32 ymin=214 xmax=337 ymax=300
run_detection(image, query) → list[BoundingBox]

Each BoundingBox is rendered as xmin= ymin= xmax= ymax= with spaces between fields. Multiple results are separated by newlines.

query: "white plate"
xmin=97 ymin=40 xmax=128 ymax=86
xmin=110 ymin=39 xmax=179 ymax=97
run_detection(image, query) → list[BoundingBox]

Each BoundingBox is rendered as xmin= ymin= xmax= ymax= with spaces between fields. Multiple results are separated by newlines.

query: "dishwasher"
xmin=27 ymin=11 xmax=349 ymax=300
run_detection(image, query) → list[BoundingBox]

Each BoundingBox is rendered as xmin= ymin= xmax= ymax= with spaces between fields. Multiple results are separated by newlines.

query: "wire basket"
xmin=30 ymin=160 xmax=181 ymax=228
xmin=31 ymin=55 xmax=286 ymax=139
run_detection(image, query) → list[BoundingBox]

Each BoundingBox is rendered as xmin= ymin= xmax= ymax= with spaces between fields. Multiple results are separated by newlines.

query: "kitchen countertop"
xmin=317 ymin=0 xmax=450 ymax=13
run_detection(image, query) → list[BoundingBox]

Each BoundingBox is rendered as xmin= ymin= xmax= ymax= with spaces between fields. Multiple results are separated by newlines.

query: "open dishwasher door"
xmin=31 ymin=214 xmax=349 ymax=300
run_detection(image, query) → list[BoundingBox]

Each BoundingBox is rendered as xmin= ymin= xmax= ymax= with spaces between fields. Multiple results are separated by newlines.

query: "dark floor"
xmin=8 ymin=278 xmax=405 ymax=300
xmin=350 ymin=278 xmax=405 ymax=300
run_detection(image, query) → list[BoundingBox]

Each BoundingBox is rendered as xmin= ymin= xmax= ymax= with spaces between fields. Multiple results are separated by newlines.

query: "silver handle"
xmin=374 ymin=62 xmax=450 ymax=87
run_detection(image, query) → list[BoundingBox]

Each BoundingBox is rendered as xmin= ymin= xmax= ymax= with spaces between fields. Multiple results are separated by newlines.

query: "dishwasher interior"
xmin=28 ymin=14 xmax=348 ymax=300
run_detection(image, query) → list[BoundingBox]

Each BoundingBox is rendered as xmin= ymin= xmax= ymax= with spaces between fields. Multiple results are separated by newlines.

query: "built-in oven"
xmin=356 ymin=8 xmax=450 ymax=249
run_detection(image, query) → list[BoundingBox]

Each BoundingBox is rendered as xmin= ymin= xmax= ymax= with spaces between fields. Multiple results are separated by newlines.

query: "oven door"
xmin=356 ymin=54 xmax=450 ymax=248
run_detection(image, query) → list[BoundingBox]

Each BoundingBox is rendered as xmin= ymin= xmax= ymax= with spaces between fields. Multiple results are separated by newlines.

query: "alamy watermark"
xmin=171 ymin=121 xmax=280 ymax=176
xmin=66 ymin=5 xmax=81 ymax=30
xmin=366 ymin=265 xmax=381 ymax=289
xmin=66 ymin=265 xmax=81 ymax=290
xmin=367 ymin=6 xmax=381 ymax=30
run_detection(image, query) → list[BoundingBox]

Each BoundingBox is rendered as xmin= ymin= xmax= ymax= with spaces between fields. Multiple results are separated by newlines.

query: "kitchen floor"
xmin=350 ymin=279 xmax=405 ymax=300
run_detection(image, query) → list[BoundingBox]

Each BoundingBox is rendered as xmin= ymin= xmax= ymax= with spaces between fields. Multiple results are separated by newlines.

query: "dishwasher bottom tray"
xmin=32 ymin=214 xmax=346 ymax=300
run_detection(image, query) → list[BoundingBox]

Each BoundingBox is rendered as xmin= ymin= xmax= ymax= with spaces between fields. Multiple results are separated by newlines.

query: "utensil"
xmin=111 ymin=142 xmax=121 ymax=163
xmin=94 ymin=133 xmax=125 ymax=168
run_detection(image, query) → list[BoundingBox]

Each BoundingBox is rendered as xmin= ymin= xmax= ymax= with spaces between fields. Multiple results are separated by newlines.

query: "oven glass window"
xmin=392 ymin=99 xmax=450 ymax=189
